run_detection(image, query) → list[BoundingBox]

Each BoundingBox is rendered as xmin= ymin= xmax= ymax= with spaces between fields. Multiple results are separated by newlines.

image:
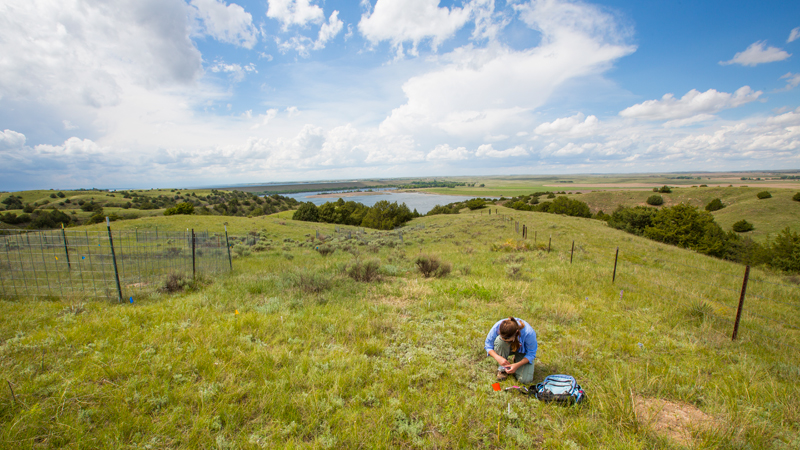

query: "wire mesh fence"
xmin=0 ymin=226 xmax=232 ymax=301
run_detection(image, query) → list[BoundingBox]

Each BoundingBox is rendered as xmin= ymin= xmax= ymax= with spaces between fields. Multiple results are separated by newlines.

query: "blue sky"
xmin=0 ymin=0 xmax=798 ymax=190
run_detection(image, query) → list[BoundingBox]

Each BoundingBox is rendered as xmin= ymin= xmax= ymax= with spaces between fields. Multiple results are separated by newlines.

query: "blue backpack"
xmin=534 ymin=374 xmax=586 ymax=404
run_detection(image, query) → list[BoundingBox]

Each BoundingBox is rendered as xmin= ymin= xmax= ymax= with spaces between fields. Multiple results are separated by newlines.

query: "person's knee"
xmin=493 ymin=336 xmax=510 ymax=356
xmin=516 ymin=366 xmax=534 ymax=384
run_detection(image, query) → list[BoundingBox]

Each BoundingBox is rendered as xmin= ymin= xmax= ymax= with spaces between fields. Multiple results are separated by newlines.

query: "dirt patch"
xmin=634 ymin=395 xmax=716 ymax=446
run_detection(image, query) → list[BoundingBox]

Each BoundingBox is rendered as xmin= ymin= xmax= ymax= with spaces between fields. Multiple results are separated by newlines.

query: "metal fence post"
xmin=61 ymin=224 xmax=71 ymax=270
xmin=612 ymin=247 xmax=619 ymax=283
xmin=732 ymin=265 xmax=750 ymax=341
xmin=224 ymin=226 xmax=232 ymax=270
xmin=548 ymin=236 xmax=551 ymax=253
xmin=570 ymin=240 xmax=574 ymax=264
xmin=192 ymin=228 xmax=196 ymax=279
xmin=106 ymin=217 xmax=123 ymax=302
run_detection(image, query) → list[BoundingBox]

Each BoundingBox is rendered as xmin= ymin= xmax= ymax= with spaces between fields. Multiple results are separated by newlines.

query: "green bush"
xmin=658 ymin=185 xmax=672 ymax=193
xmin=465 ymin=198 xmax=486 ymax=210
xmin=705 ymin=198 xmax=725 ymax=211
xmin=646 ymin=195 xmax=664 ymax=206
xmin=317 ymin=244 xmax=335 ymax=256
xmin=732 ymin=220 xmax=754 ymax=232
xmin=292 ymin=202 xmax=319 ymax=222
xmin=793 ymin=192 xmax=800 ymax=201
xmin=414 ymin=254 xmax=451 ymax=278
xmin=756 ymin=191 xmax=772 ymax=199
xmin=164 ymin=202 xmax=194 ymax=216
xmin=285 ymin=270 xmax=332 ymax=294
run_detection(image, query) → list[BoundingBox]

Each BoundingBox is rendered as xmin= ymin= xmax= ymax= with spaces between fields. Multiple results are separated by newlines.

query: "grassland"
xmin=1 ymin=206 xmax=799 ymax=449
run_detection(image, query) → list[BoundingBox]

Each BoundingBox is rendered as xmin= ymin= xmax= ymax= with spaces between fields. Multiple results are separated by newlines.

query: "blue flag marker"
xmin=130 ymin=297 xmax=134 ymax=304
xmin=82 ymin=256 xmax=85 ymax=260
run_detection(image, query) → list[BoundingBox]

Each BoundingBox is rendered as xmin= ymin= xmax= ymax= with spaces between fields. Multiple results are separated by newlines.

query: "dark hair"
xmin=499 ymin=317 xmax=524 ymax=352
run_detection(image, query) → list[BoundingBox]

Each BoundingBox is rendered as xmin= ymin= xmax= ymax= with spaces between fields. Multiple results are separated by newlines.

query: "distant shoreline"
xmin=305 ymin=191 xmax=385 ymax=198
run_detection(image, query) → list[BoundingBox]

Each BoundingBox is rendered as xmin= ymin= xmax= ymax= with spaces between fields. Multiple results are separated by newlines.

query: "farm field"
xmin=1 ymin=206 xmax=799 ymax=448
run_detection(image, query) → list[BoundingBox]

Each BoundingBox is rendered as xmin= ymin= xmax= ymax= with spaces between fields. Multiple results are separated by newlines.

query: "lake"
xmin=283 ymin=190 xmax=476 ymax=215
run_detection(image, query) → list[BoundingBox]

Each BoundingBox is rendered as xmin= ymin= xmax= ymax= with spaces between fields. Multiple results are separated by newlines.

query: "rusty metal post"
xmin=570 ymin=240 xmax=574 ymax=264
xmin=106 ymin=217 xmax=123 ymax=302
xmin=732 ymin=265 xmax=750 ymax=341
xmin=612 ymin=247 xmax=619 ymax=283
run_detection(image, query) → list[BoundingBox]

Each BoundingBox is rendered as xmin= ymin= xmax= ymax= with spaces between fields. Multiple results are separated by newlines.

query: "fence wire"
xmin=0 ymin=228 xmax=231 ymax=301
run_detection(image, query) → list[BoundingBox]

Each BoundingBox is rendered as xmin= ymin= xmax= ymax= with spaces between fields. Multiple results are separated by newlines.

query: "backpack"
xmin=534 ymin=374 xmax=586 ymax=404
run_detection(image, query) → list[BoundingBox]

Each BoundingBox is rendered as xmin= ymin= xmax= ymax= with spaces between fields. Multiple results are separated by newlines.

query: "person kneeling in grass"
xmin=485 ymin=317 xmax=537 ymax=383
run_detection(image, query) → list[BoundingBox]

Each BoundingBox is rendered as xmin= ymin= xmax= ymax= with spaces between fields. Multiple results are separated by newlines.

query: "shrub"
xmin=347 ymin=259 xmax=381 ymax=282
xmin=317 ymin=244 xmax=335 ymax=256
xmin=794 ymin=192 xmax=800 ymax=202
xmin=757 ymin=191 xmax=772 ymax=199
xmin=732 ymin=220 xmax=754 ymax=232
xmin=161 ymin=273 xmax=188 ymax=294
xmin=465 ymin=198 xmax=486 ymax=210
xmin=705 ymin=198 xmax=725 ymax=212
xmin=646 ymin=195 xmax=664 ymax=206
xmin=414 ymin=254 xmax=451 ymax=278
xmin=505 ymin=264 xmax=523 ymax=280
xmin=164 ymin=202 xmax=194 ymax=216
xmin=285 ymin=270 xmax=332 ymax=294
xmin=658 ymin=185 xmax=672 ymax=193
xmin=232 ymin=243 xmax=251 ymax=257
xmin=460 ymin=265 xmax=471 ymax=276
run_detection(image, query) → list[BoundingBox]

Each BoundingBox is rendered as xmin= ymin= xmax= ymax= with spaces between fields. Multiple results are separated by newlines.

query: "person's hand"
xmin=504 ymin=363 xmax=517 ymax=374
xmin=495 ymin=356 xmax=510 ymax=367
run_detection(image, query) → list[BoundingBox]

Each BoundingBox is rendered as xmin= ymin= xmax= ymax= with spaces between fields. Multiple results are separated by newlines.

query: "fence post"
xmin=192 ymin=228 xmax=196 ymax=279
xmin=106 ymin=217 xmax=123 ymax=302
xmin=61 ymin=224 xmax=71 ymax=270
xmin=612 ymin=247 xmax=619 ymax=283
xmin=548 ymin=236 xmax=551 ymax=253
xmin=732 ymin=265 xmax=750 ymax=341
xmin=224 ymin=226 xmax=232 ymax=270
xmin=570 ymin=240 xmax=574 ymax=264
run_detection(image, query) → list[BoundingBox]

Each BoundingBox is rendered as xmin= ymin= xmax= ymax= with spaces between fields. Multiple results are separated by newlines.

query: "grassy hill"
xmin=1 ymin=208 xmax=798 ymax=448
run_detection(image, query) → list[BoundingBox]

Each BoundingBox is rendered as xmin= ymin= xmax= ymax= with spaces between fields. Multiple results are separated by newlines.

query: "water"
xmin=283 ymin=189 xmax=476 ymax=215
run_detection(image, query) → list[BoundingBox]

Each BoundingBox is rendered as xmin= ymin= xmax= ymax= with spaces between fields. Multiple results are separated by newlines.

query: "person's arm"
xmin=504 ymin=357 xmax=529 ymax=374
xmin=487 ymin=349 xmax=510 ymax=367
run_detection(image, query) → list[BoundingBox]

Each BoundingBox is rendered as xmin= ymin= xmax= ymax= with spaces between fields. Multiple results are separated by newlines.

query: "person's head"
xmin=499 ymin=317 xmax=524 ymax=351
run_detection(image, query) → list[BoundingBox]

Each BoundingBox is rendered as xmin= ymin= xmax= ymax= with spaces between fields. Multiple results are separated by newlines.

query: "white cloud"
xmin=209 ymin=61 xmax=257 ymax=82
xmin=426 ymin=144 xmax=470 ymax=161
xmin=63 ymin=120 xmax=79 ymax=130
xmin=720 ymin=41 xmax=791 ymax=66
xmin=381 ymin=0 xmax=634 ymax=138
xmin=779 ymin=72 xmax=800 ymax=91
xmin=286 ymin=106 xmax=301 ymax=117
xmin=662 ymin=114 xmax=716 ymax=128
xmin=275 ymin=10 xmax=342 ymax=56
xmin=314 ymin=11 xmax=344 ymax=50
xmin=190 ymin=0 xmax=258 ymax=48
xmin=535 ymin=113 xmax=599 ymax=136
xmin=0 ymin=129 xmax=26 ymax=150
xmin=619 ymin=86 xmax=762 ymax=121
xmin=266 ymin=0 xmax=324 ymax=30
xmin=251 ymin=109 xmax=279 ymax=129
xmin=788 ymin=27 xmax=800 ymax=43
xmin=358 ymin=0 xmax=471 ymax=56
xmin=475 ymin=144 xmax=527 ymax=158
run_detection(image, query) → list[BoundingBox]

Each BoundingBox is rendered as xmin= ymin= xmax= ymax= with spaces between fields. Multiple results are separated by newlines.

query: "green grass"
xmin=1 ymin=207 xmax=799 ymax=448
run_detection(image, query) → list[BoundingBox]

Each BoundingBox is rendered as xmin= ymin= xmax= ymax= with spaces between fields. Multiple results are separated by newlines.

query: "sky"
xmin=0 ymin=0 xmax=799 ymax=190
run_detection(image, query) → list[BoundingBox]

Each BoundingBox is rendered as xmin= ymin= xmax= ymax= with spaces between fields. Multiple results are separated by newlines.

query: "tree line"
xmin=292 ymin=198 xmax=420 ymax=230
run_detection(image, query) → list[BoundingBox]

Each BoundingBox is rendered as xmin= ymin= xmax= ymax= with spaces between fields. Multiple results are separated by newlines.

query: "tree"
xmin=643 ymin=203 xmax=717 ymax=249
xmin=292 ymin=202 xmax=319 ymax=222
xmin=607 ymin=206 xmax=658 ymax=235
xmin=164 ymin=202 xmax=194 ymax=216
xmin=756 ymin=191 xmax=771 ymax=199
xmin=465 ymin=198 xmax=486 ymax=210
xmin=768 ymin=227 xmax=800 ymax=272
xmin=705 ymin=198 xmax=724 ymax=211
xmin=548 ymin=196 xmax=591 ymax=217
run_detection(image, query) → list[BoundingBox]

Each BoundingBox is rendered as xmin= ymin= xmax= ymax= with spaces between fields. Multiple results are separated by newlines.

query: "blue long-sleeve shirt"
xmin=484 ymin=318 xmax=537 ymax=364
